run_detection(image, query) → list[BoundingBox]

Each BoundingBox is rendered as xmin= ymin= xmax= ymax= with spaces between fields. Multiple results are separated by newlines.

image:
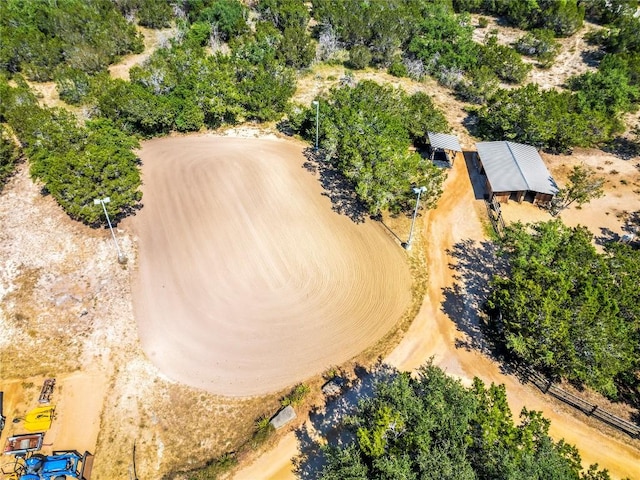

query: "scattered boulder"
xmin=269 ymin=405 xmax=296 ymax=430
xmin=322 ymin=377 xmax=345 ymax=396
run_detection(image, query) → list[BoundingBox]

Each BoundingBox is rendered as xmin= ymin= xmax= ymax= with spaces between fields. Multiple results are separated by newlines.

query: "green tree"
xmin=192 ymin=0 xmax=249 ymax=41
xmin=549 ymin=164 xmax=605 ymax=216
xmin=313 ymin=363 xmax=611 ymax=480
xmin=515 ymin=29 xmax=561 ymax=67
xmin=487 ymin=220 xmax=639 ymax=396
xmin=292 ymin=80 xmax=448 ymax=215
xmin=347 ymin=45 xmax=373 ymax=70
xmin=476 ymin=83 xmax=622 ymax=152
xmin=479 ymin=31 xmax=532 ymax=84
xmin=0 ymin=0 xmax=143 ymax=80
xmin=41 ymin=119 xmax=142 ymax=224
xmin=0 ymin=124 xmax=20 ymax=190
xmin=55 ymin=68 xmax=92 ymax=105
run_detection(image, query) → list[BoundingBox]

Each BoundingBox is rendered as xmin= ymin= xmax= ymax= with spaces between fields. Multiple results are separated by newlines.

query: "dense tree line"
xmin=291 ymin=80 xmax=448 ymax=215
xmin=470 ymin=1 xmax=640 ymax=151
xmin=311 ymin=363 xmax=614 ymax=480
xmin=476 ymin=48 xmax=639 ymax=152
xmin=0 ymin=125 xmax=20 ymax=191
xmin=0 ymin=78 xmax=141 ymax=224
xmin=50 ymin=4 xmax=299 ymax=136
xmin=113 ymin=0 xmax=175 ymax=28
xmin=311 ymin=1 xmax=530 ymax=88
xmin=91 ymin=34 xmax=296 ymax=134
xmin=453 ymin=0 xmax=585 ymax=37
xmin=487 ymin=220 xmax=640 ymax=398
xmin=0 ymin=0 xmax=143 ymax=80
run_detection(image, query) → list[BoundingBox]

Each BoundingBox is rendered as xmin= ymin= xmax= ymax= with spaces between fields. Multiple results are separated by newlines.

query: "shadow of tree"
xmin=602 ymin=136 xmax=640 ymax=160
xmin=595 ymin=227 xmax=619 ymax=246
xmin=293 ymin=364 xmax=398 ymax=479
xmin=441 ymin=239 xmax=504 ymax=356
xmin=302 ymin=148 xmax=367 ymax=223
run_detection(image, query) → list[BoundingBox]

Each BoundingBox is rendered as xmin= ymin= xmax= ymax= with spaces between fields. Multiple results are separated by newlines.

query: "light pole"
xmin=404 ymin=186 xmax=427 ymax=251
xmin=312 ymin=100 xmax=319 ymax=151
xmin=94 ymin=197 xmax=126 ymax=264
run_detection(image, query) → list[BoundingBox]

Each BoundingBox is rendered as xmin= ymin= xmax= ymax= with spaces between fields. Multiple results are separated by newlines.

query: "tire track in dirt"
xmin=131 ymin=135 xmax=411 ymax=397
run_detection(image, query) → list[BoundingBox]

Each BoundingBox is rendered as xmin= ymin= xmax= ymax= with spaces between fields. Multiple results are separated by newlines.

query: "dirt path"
xmin=108 ymin=26 xmax=176 ymax=81
xmin=131 ymin=135 xmax=411 ymax=397
xmin=233 ymin=152 xmax=640 ymax=479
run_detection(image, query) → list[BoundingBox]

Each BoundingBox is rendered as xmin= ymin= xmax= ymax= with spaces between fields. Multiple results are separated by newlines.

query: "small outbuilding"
xmin=475 ymin=141 xmax=558 ymax=205
xmin=427 ymin=132 xmax=463 ymax=167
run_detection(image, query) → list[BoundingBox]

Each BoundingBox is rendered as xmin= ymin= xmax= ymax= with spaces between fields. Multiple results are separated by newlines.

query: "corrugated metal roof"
xmin=428 ymin=132 xmax=462 ymax=152
xmin=476 ymin=141 xmax=558 ymax=195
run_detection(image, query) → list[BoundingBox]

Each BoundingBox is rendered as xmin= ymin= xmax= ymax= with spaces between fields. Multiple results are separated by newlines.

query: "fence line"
xmin=522 ymin=367 xmax=640 ymax=439
xmin=485 ymin=199 xmax=505 ymax=238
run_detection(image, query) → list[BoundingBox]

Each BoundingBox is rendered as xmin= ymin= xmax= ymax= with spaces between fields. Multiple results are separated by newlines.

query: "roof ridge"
xmin=505 ymin=141 xmax=531 ymax=191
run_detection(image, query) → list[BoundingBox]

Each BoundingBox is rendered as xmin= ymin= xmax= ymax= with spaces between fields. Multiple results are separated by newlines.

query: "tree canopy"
xmin=487 ymin=220 xmax=640 ymax=397
xmin=453 ymin=0 xmax=585 ymax=37
xmin=549 ymin=164 xmax=605 ymax=216
xmin=291 ymin=80 xmax=449 ymax=215
xmin=1 ymin=77 xmax=141 ymax=224
xmin=0 ymin=124 xmax=20 ymax=191
xmin=311 ymin=362 xmax=614 ymax=480
xmin=0 ymin=0 xmax=143 ymax=80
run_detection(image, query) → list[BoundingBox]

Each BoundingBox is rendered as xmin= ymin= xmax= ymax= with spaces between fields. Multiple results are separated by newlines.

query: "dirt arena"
xmin=131 ymin=135 xmax=412 ymax=397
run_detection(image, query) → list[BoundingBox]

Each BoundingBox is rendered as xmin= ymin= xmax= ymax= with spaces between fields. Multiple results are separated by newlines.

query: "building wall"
xmin=534 ymin=192 xmax=554 ymax=205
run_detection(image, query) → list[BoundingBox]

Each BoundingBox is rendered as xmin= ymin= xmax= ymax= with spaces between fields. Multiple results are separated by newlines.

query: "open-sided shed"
xmin=475 ymin=141 xmax=558 ymax=204
xmin=427 ymin=132 xmax=463 ymax=166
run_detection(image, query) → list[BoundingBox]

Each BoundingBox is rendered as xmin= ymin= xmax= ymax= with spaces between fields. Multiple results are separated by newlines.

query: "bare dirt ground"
xmin=108 ymin=26 xmax=177 ymax=81
xmin=130 ymin=135 xmax=411 ymax=397
xmin=471 ymin=15 xmax=602 ymax=90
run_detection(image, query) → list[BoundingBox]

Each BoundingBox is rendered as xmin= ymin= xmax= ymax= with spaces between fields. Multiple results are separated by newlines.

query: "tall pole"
xmin=405 ymin=186 xmax=426 ymax=250
xmin=95 ymin=197 xmax=126 ymax=264
xmin=312 ymin=100 xmax=319 ymax=151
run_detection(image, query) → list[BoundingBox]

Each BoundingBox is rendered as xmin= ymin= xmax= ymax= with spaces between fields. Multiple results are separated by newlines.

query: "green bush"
xmin=515 ymin=29 xmax=561 ymax=67
xmin=388 ymin=58 xmax=408 ymax=77
xmin=0 ymin=125 xmax=20 ymax=190
xmin=479 ymin=32 xmax=531 ymax=84
xmin=0 ymin=0 xmax=143 ymax=80
xmin=251 ymin=417 xmax=275 ymax=449
xmin=55 ymin=68 xmax=92 ymax=105
xmin=281 ymin=383 xmax=310 ymax=407
xmin=347 ymin=45 xmax=373 ymax=70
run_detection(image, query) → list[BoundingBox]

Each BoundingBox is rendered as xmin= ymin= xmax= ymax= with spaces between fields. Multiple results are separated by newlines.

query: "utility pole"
xmin=405 ymin=186 xmax=427 ymax=250
xmin=312 ymin=100 xmax=319 ymax=151
xmin=94 ymin=197 xmax=126 ymax=264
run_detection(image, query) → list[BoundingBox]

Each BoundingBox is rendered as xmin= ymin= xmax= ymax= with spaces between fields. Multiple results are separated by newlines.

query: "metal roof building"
xmin=476 ymin=141 xmax=558 ymax=204
xmin=427 ymin=132 xmax=463 ymax=166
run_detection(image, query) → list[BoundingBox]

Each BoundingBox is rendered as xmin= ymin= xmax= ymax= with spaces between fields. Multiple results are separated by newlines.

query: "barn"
xmin=475 ymin=141 xmax=558 ymax=205
xmin=427 ymin=132 xmax=463 ymax=167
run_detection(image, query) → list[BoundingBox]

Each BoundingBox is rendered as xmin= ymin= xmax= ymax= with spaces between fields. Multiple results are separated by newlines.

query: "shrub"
xmin=0 ymin=125 xmax=20 ymax=190
xmin=281 ymin=383 xmax=310 ymax=407
xmin=388 ymin=57 xmax=408 ymax=77
xmin=515 ymin=29 xmax=560 ymax=67
xmin=347 ymin=45 xmax=373 ymax=70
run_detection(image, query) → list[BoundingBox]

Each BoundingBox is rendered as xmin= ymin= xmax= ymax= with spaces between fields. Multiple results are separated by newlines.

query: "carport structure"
xmin=475 ymin=141 xmax=558 ymax=204
xmin=427 ymin=132 xmax=463 ymax=167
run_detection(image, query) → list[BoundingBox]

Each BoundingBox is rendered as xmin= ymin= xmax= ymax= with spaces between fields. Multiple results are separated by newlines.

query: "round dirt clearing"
xmin=132 ymin=136 xmax=411 ymax=397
